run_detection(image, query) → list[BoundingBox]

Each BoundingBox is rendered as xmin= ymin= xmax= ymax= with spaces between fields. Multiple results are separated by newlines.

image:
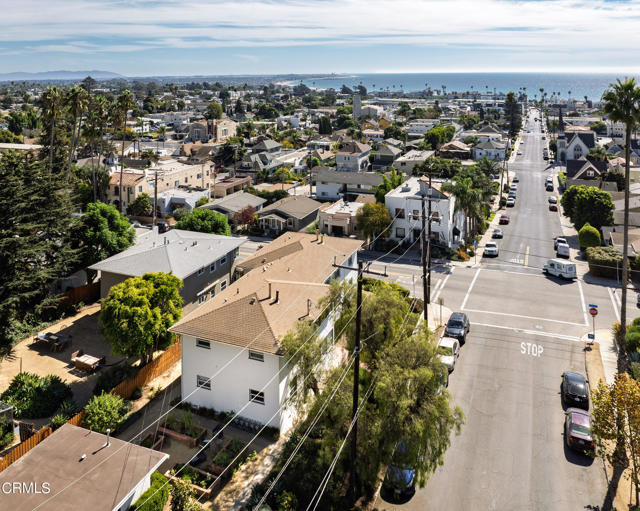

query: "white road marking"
xmin=608 ymin=287 xmax=621 ymax=322
xmin=577 ymin=279 xmax=589 ymax=326
xmin=460 ymin=268 xmax=481 ymax=310
xmin=433 ymin=267 xmax=454 ymax=302
xmin=463 ymin=308 xmax=587 ymax=327
xmin=472 ymin=322 xmax=581 ymax=342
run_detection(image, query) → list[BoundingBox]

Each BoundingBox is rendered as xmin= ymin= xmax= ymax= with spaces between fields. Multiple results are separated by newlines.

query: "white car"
xmin=438 ymin=337 xmax=460 ymax=373
xmin=506 ymin=197 xmax=516 ymax=207
xmin=517 ymin=151 xmax=523 ymax=155
xmin=548 ymin=196 xmax=557 ymax=204
xmin=484 ymin=241 xmax=499 ymax=257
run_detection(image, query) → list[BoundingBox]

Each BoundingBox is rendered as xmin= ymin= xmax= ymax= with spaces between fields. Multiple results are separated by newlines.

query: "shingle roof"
xmin=566 ymin=158 xmax=607 ymax=178
xmin=89 ymin=229 xmax=246 ymax=279
xmin=170 ymin=232 xmax=362 ymax=354
xmin=257 ymin=196 xmax=322 ymax=220
xmin=475 ymin=139 xmax=505 ymax=150
xmin=205 ymin=191 xmax=267 ymax=214
xmin=477 ymin=124 xmax=502 ymax=134
xmin=338 ymin=141 xmax=371 ymax=155
xmin=109 ymin=172 xmax=145 ymax=187
xmin=567 ymin=132 xmax=597 ymax=149
xmin=253 ymin=139 xmax=281 ymax=151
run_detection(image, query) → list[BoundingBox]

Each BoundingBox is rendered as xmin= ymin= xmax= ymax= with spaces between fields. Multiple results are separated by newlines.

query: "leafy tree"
xmin=591 ymin=373 xmax=640 ymax=506
xmin=587 ymin=146 xmax=608 ymax=162
xmin=0 ymin=372 xmax=72 ymax=419
xmin=72 ymin=202 xmax=135 ymax=267
xmin=356 ymin=202 xmax=393 ymax=244
xmin=204 ymin=101 xmax=223 ymax=120
xmin=383 ymin=124 xmax=408 ymax=143
xmin=578 ymin=222 xmax=601 ymax=249
xmin=7 ymin=110 xmax=24 ymax=136
xmin=504 ymin=91 xmax=522 ymax=139
xmin=590 ymin=120 xmax=607 ymax=134
xmin=195 ymin=196 xmax=209 ymax=208
xmin=414 ymin=156 xmax=461 ymax=179
xmin=132 ymin=472 xmax=170 ymax=511
xmin=340 ymin=84 xmax=353 ymax=95
xmin=425 ymin=125 xmax=455 ymax=149
xmin=99 ymin=272 xmax=183 ymax=362
xmin=474 ymin=156 xmax=502 ymax=177
xmin=318 ymin=116 xmax=332 ymax=135
xmin=172 ymin=207 xmax=191 ymax=221
xmin=175 ymin=208 xmax=231 ymax=235
xmin=442 ymin=177 xmax=481 ymax=242
xmin=572 ymin=186 xmax=614 ymax=230
xmin=0 ymin=129 xmax=21 ymax=143
xmin=170 ymin=478 xmax=203 ymax=511
xmin=231 ymin=205 xmax=257 ymax=227
xmin=83 ymin=392 xmax=130 ymax=434
xmin=127 ymin=193 xmax=153 ymax=217
xmin=375 ymin=168 xmax=403 ymax=203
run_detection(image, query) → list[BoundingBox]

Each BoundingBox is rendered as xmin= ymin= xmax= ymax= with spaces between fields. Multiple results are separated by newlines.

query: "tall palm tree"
xmin=156 ymin=125 xmax=168 ymax=150
xmin=602 ymin=78 xmax=640 ymax=372
xmin=65 ymin=85 xmax=90 ymax=181
xmin=441 ymin=177 xmax=480 ymax=243
xmin=114 ymin=90 xmax=135 ymax=212
xmin=40 ymin=87 xmax=63 ymax=174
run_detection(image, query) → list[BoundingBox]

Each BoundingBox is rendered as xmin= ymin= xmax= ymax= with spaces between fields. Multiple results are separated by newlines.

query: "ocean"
xmin=290 ymin=73 xmax=640 ymax=102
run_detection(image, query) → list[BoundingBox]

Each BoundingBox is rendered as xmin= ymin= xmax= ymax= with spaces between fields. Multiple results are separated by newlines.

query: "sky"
xmin=1 ymin=0 xmax=640 ymax=77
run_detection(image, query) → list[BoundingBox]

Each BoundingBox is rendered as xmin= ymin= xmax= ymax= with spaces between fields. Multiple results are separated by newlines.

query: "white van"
xmin=543 ymin=259 xmax=577 ymax=280
xmin=556 ymin=242 xmax=570 ymax=258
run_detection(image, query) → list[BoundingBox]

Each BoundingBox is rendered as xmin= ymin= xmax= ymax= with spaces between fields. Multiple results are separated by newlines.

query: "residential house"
xmin=362 ymin=129 xmax=385 ymax=142
xmin=372 ymin=144 xmax=402 ymax=171
xmin=407 ymin=120 xmax=438 ymax=137
xmin=395 ymin=149 xmax=435 ymax=174
xmin=475 ymin=124 xmax=503 ymax=142
xmin=566 ymin=158 xmax=608 ymax=184
xmin=256 ymin=196 xmax=322 ymax=234
xmin=211 ymin=118 xmax=237 ymax=143
xmin=439 ymin=140 xmax=471 ymax=159
xmin=89 ymin=228 xmax=245 ymax=313
xmin=188 ymin=121 xmax=209 ymax=143
xmin=384 ymin=176 xmax=465 ymax=247
xmin=213 ymin=176 xmax=253 ymax=198
xmin=155 ymin=186 xmax=210 ymax=216
xmin=472 ymin=139 xmax=506 ymax=160
xmin=336 ymin=141 xmax=371 ymax=172
xmin=252 ymin=138 xmax=281 ymax=154
xmin=107 ymin=171 xmax=148 ymax=211
xmin=169 ymin=232 xmax=362 ymax=431
xmin=318 ymin=199 xmax=364 ymax=237
xmin=0 ymin=424 xmax=168 ymax=511
xmin=202 ymin=190 xmax=267 ymax=220
xmin=306 ymin=138 xmax=333 ymax=151
xmin=313 ymin=167 xmax=384 ymax=201
xmin=557 ymin=130 xmax=597 ymax=163
xmin=310 ymin=149 xmax=335 ymax=165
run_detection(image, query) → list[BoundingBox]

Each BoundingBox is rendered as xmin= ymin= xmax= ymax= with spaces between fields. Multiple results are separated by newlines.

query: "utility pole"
xmin=331 ymin=258 xmax=387 ymax=496
xmin=421 ymin=191 xmax=429 ymax=330
xmin=152 ymin=169 xmax=158 ymax=227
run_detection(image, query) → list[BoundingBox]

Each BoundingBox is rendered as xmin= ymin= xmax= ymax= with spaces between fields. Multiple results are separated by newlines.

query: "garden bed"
xmin=158 ymin=423 xmax=206 ymax=447
xmin=208 ymin=438 xmax=249 ymax=476
xmin=140 ymin=432 xmax=167 ymax=451
xmin=165 ymin=463 xmax=220 ymax=499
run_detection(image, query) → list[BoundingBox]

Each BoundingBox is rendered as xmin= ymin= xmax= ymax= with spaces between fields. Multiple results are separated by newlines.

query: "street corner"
xmin=582 ymin=329 xmax=615 ymax=386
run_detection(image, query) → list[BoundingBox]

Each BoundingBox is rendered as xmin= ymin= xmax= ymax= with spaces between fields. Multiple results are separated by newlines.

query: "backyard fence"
xmin=59 ymin=281 xmax=101 ymax=307
xmin=0 ymin=340 xmax=182 ymax=474
xmin=0 ymin=426 xmax=52 ymax=472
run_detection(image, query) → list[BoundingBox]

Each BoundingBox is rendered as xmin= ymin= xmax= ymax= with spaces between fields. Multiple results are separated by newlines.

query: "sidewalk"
xmin=582 ymin=329 xmax=617 ymax=385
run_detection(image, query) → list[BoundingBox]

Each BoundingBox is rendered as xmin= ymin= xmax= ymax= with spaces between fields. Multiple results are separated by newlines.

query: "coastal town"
xmin=1 ymin=36 xmax=640 ymax=511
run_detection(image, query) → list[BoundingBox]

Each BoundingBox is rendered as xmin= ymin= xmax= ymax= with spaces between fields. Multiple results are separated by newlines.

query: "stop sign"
xmin=589 ymin=308 xmax=598 ymax=317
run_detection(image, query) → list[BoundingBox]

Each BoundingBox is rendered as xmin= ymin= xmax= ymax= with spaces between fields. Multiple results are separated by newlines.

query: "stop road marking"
xmin=521 ymin=342 xmax=543 ymax=357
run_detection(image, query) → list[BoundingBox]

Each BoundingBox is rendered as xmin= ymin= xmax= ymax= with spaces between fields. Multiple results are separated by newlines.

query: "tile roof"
xmin=170 ymin=232 xmax=362 ymax=354
xmin=89 ymin=229 xmax=246 ymax=279
xmin=109 ymin=172 xmax=146 ymax=187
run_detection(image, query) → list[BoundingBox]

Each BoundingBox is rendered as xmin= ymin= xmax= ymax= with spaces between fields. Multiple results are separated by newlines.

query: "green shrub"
xmin=586 ymin=246 xmax=623 ymax=279
xmin=0 ymin=372 xmax=72 ymax=419
xmin=93 ymin=364 xmax=139 ymax=396
xmin=83 ymin=392 xmax=131 ymax=433
xmin=195 ymin=196 xmax=209 ymax=207
xmin=627 ymin=328 xmax=640 ymax=354
xmin=0 ymin=416 xmax=14 ymax=449
xmin=214 ymin=438 xmax=246 ymax=467
xmin=50 ymin=414 xmax=68 ymax=431
xmin=578 ymin=223 xmax=601 ymax=250
xmin=172 ymin=207 xmax=191 ymax=221
xmin=632 ymin=362 xmax=640 ymax=382
xmin=557 ymin=172 xmax=567 ymax=190
xmin=130 ymin=471 xmax=169 ymax=511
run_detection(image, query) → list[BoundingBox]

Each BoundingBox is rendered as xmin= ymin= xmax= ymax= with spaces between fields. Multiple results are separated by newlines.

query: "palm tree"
xmin=40 ymin=87 xmax=63 ymax=174
xmin=114 ymin=90 xmax=135 ymax=212
xmin=65 ymin=85 xmax=90 ymax=181
xmin=156 ymin=125 xmax=168 ymax=150
xmin=602 ymin=78 xmax=640 ymax=372
xmin=441 ymin=177 xmax=480 ymax=243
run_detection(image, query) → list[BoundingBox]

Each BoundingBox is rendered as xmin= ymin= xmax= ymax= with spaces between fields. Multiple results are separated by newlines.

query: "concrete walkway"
xmin=582 ymin=329 xmax=617 ymax=385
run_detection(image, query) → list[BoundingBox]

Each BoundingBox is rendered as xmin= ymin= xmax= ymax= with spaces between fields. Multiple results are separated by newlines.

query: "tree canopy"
xmin=561 ymin=185 xmax=614 ymax=230
xmin=355 ymin=202 xmax=393 ymax=243
xmin=175 ymin=208 xmax=231 ymax=235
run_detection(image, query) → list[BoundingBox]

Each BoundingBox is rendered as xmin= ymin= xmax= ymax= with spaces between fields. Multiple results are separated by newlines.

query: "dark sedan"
xmin=565 ymin=408 xmax=595 ymax=455
xmin=444 ymin=312 xmax=470 ymax=344
xmin=562 ymin=371 xmax=589 ymax=410
xmin=549 ymin=204 xmax=558 ymax=211
xmin=382 ymin=441 xmax=417 ymax=501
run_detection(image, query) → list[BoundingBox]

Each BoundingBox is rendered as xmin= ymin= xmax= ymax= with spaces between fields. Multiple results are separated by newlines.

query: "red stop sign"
xmin=589 ymin=308 xmax=598 ymax=317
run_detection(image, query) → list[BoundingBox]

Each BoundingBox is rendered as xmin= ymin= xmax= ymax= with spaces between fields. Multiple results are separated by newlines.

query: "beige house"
xmin=212 ymin=118 xmax=237 ymax=143
xmin=318 ymin=199 xmax=364 ymax=237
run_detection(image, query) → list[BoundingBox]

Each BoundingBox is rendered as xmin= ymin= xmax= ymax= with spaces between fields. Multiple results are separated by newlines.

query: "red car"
xmin=499 ymin=215 xmax=510 ymax=225
xmin=564 ymin=408 xmax=595 ymax=455
xmin=549 ymin=204 xmax=558 ymax=211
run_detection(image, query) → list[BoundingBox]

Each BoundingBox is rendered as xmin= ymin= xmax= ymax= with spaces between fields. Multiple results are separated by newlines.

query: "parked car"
xmin=544 ymin=259 xmax=576 ymax=279
xmin=562 ymin=372 xmax=589 ymax=409
xmin=382 ymin=441 xmax=417 ymax=500
xmin=546 ymin=183 xmax=554 ymax=191
xmin=512 ymin=176 xmax=519 ymax=183
xmin=438 ymin=337 xmax=460 ymax=373
xmin=517 ymin=151 xmax=522 ymax=155
xmin=444 ymin=312 xmax=470 ymax=343
xmin=506 ymin=197 xmax=516 ymax=207
xmin=492 ymin=228 xmax=503 ymax=239
xmin=499 ymin=214 xmax=510 ymax=225
xmin=556 ymin=242 xmax=570 ymax=258
xmin=548 ymin=196 xmax=557 ymax=204
xmin=554 ymin=237 xmax=567 ymax=250
xmin=484 ymin=241 xmax=499 ymax=257
xmin=564 ymin=408 xmax=595 ymax=455
xmin=549 ymin=204 xmax=558 ymax=211
xmin=157 ymin=221 xmax=170 ymax=233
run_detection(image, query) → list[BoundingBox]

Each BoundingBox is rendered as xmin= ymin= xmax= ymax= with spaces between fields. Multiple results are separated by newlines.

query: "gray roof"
xmin=477 ymin=124 xmax=502 ymax=134
xmin=89 ymin=229 xmax=246 ymax=279
xmin=204 ymin=191 xmax=267 ymax=214
xmin=313 ymin=167 xmax=384 ymax=186
xmin=475 ymin=139 xmax=506 ymax=150
xmin=377 ymin=144 xmax=402 ymax=157
xmin=257 ymin=196 xmax=322 ymax=220
xmin=253 ymin=139 xmax=281 ymax=151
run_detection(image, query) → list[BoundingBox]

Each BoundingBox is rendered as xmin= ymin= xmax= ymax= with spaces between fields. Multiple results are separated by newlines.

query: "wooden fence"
xmin=0 ymin=340 xmax=182 ymax=474
xmin=0 ymin=427 xmax=52 ymax=472
xmin=59 ymin=281 xmax=101 ymax=307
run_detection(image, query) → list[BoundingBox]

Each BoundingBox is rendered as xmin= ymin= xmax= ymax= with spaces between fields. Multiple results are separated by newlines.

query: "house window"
xmin=198 ymin=267 xmax=205 ymax=276
xmin=174 ymin=180 xmax=179 ymax=187
xmin=114 ymin=185 xmax=119 ymax=194
xmin=412 ymin=209 xmax=419 ymax=220
xmin=396 ymin=227 xmax=406 ymax=238
xmin=249 ymin=389 xmax=265 ymax=405
xmin=321 ymin=191 xmax=327 ymax=196
xmin=287 ymin=218 xmax=294 ymax=227
xmin=586 ymin=170 xmax=594 ymax=177
xmin=209 ymin=289 xmax=215 ymax=299
xmin=220 ymin=280 xmax=227 ymax=290
xmin=196 ymin=338 xmax=210 ymax=349
xmin=198 ymin=295 xmax=207 ymax=305
xmin=249 ymin=350 xmax=264 ymax=362
xmin=197 ymin=173 xmax=202 ymax=179
xmin=234 ymin=248 xmax=239 ymax=257
xmin=184 ymin=177 xmax=188 ymax=183
xmin=210 ymin=262 xmax=216 ymax=273
xmin=138 ymin=185 xmax=143 ymax=192
xmin=197 ymin=375 xmax=211 ymax=390
xmin=395 ymin=208 xmax=405 ymax=219
xmin=220 ymin=255 xmax=227 ymax=265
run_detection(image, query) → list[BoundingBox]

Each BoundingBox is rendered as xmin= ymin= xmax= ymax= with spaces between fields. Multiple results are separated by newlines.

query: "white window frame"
xmin=198 ymin=295 xmax=207 ymax=305
xmin=249 ymin=350 xmax=264 ymax=362
xmin=220 ymin=255 xmax=227 ymax=266
xmin=249 ymin=389 xmax=265 ymax=405
xmin=196 ymin=338 xmax=211 ymax=349
xmin=198 ymin=267 xmax=205 ymax=276
xmin=396 ymin=227 xmax=405 ymax=238
xmin=210 ymin=261 xmax=216 ymax=273
xmin=220 ymin=280 xmax=227 ymax=291
xmin=197 ymin=375 xmax=211 ymax=390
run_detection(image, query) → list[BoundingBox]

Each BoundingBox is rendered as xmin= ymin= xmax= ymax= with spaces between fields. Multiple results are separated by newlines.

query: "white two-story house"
xmin=169 ymin=233 xmax=362 ymax=431
xmin=336 ymin=141 xmax=371 ymax=172
xmin=384 ymin=176 xmax=465 ymax=247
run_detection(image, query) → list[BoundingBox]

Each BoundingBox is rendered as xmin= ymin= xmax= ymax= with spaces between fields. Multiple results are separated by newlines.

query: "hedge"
xmin=0 ymin=372 xmax=72 ymax=419
xmin=130 ymin=472 xmax=169 ymax=511
xmin=586 ymin=246 xmax=623 ymax=279
xmin=93 ymin=364 xmax=140 ymax=396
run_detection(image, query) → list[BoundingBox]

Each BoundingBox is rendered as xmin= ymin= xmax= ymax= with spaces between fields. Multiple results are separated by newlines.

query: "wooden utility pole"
xmin=153 ymin=169 xmax=158 ymax=227
xmin=331 ymin=258 xmax=387 ymax=495
xmin=421 ymin=195 xmax=429 ymax=330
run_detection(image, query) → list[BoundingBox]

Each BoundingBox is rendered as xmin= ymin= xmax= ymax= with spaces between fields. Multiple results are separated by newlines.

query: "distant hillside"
xmin=0 ymin=70 xmax=125 ymax=81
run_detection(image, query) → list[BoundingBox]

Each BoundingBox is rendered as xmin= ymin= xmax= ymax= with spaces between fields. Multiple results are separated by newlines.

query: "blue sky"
xmin=2 ymin=0 xmax=640 ymax=76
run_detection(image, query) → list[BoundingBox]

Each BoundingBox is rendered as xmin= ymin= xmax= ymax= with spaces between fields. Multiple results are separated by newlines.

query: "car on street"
xmin=543 ymin=258 xmax=576 ymax=279
xmin=554 ymin=236 xmax=568 ymax=249
xmin=517 ymin=151 xmax=522 ymax=155
xmin=438 ymin=337 xmax=460 ymax=372
xmin=546 ymin=183 xmax=554 ymax=191
xmin=561 ymin=372 xmax=589 ymax=409
xmin=382 ymin=440 xmax=417 ymax=500
xmin=484 ymin=241 xmax=499 ymax=257
xmin=556 ymin=241 xmax=570 ymax=258
xmin=499 ymin=214 xmax=510 ymax=225
xmin=549 ymin=203 xmax=558 ymax=211
xmin=512 ymin=176 xmax=519 ymax=183
xmin=444 ymin=312 xmax=470 ymax=343
xmin=506 ymin=197 xmax=516 ymax=207
xmin=564 ymin=408 xmax=595 ymax=455
xmin=548 ymin=196 xmax=557 ymax=204
xmin=492 ymin=228 xmax=503 ymax=239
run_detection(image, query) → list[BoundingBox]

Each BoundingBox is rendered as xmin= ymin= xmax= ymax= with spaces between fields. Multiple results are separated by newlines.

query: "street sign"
xmin=587 ymin=333 xmax=595 ymax=340
xmin=473 ymin=241 xmax=478 ymax=247
xmin=589 ymin=308 xmax=598 ymax=317
xmin=588 ymin=304 xmax=598 ymax=309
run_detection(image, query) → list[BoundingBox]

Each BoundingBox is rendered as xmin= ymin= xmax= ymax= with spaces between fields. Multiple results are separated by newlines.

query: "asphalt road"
xmin=376 ymin=109 xmax=610 ymax=511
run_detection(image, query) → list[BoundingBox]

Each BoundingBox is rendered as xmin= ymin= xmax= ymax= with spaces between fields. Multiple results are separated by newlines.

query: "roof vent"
xmin=402 ymin=185 xmax=411 ymax=192
xmin=250 ymin=298 xmax=256 ymax=305
xmin=79 ymin=454 xmax=87 ymax=462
